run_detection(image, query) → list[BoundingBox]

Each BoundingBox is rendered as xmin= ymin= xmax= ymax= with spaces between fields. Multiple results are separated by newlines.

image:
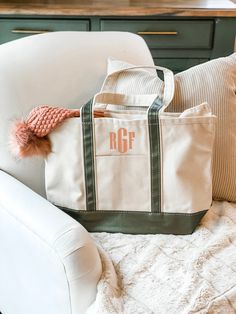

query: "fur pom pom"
xmin=10 ymin=120 xmax=51 ymax=158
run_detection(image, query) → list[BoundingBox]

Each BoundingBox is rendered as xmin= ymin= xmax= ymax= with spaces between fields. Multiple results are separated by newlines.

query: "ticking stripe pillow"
xmin=105 ymin=54 xmax=236 ymax=202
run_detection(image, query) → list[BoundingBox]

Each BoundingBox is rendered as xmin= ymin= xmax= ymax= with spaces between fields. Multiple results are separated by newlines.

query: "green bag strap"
xmin=148 ymin=96 xmax=163 ymax=212
xmin=80 ymin=99 xmax=96 ymax=211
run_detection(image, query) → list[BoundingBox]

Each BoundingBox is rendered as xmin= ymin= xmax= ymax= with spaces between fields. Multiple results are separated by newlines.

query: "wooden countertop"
xmin=0 ymin=0 xmax=236 ymax=17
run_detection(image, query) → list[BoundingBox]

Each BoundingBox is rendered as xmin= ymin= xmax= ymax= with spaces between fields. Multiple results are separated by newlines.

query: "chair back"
xmin=0 ymin=31 xmax=154 ymax=196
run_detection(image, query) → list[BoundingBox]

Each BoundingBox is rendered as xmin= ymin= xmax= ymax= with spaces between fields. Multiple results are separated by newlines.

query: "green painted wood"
xmin=211 ymin=18 xmax=236 ymax=58
xmin=150 ymin=49 xmax=212 ymax=58
xmin=100 ymin=19 xmax=214 ymax=49
xmin=153 ymin=58 xmax=209 ymax=73
xmin=0 ymin=16 xmax=235 ymax=60
xmin=0 ymin=18 xmax=90 ymax=44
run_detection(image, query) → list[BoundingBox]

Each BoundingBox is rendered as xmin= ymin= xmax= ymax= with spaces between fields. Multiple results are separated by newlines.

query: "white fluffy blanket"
xmin=88 ymin=201 xmax=236 ymax=314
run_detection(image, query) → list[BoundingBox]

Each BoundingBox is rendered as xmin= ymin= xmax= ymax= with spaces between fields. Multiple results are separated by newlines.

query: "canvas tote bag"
xmin=45 ymin=66 xmax=216 ymax=234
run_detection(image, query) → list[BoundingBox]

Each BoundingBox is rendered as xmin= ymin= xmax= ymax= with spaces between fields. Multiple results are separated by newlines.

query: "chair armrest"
xmin=0 ymin=170 xmax=102 ymax=314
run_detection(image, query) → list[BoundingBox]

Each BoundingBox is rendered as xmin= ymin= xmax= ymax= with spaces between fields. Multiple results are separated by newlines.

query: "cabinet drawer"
xmin=153 ymin=58 xmax=209 ymax=73
xmin=101 ymin=20 xmax=214 ymax=49
xmin=0 ymin=19 xmax=90 ymax=44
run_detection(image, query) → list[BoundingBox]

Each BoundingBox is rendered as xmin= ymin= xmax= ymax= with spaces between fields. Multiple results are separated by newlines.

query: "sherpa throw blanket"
xmin=88 ymin=201 xmax=236 ymax=314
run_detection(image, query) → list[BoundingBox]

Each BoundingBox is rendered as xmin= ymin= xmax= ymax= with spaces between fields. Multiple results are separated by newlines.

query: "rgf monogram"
xmin=109 ymin=128 xmax=135 ymax=153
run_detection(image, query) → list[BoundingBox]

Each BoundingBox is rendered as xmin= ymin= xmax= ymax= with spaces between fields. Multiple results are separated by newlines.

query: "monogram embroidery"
xmin=109 ymin=128 xmax=135 ymax=153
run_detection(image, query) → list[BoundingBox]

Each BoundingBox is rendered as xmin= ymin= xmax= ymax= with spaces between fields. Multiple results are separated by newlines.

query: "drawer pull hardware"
xmin=138 ymin=31 xmax=178 ymax=35
xmin=11 ymin=29 xmax=50 ymax=34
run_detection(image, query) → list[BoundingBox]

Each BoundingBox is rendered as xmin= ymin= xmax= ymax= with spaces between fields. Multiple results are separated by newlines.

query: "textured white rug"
xmin=87 ymin=201 xmax=236 ymax=314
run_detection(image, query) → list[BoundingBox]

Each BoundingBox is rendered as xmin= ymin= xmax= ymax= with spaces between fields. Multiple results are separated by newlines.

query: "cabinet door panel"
xmin=101 ymin=19 xmax=214 ymax=49
xmin=0 ymin=19 xmax=90 ymax=44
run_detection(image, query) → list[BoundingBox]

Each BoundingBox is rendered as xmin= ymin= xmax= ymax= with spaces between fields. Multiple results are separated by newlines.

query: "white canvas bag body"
xmin=45 ymin=66 xmax=216 ymax=234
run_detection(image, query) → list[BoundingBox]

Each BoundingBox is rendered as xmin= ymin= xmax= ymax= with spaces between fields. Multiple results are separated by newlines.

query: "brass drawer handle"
xmin=138 ymin=31 xmax=178 ymax=35
xmin=11 ymin=29 xmax=50 ymax=34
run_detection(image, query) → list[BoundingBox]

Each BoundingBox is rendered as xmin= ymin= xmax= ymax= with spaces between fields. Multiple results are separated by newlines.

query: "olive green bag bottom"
xmin=60 ymin=207 xmax=207 ymax=235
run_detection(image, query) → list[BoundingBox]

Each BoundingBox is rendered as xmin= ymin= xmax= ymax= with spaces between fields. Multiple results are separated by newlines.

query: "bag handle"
xmin=101 ymin=65 xmax=175 ymax=113
xmin=93 ymin=92 xmax=158 ymax=111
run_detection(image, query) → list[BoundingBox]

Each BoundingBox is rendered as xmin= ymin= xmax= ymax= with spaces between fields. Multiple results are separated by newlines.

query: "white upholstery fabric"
xmin=0 ymin=170 xmax=102 ymax=314
xmin=0 ymin=31 xmax=154 ymax=197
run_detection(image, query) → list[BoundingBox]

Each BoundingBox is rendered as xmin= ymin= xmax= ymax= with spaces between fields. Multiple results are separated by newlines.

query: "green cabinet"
xmin=0 ymin=16 xmax=235 ymax=73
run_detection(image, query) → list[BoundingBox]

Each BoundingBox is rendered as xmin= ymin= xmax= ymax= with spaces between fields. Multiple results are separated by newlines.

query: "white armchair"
xmin=0 ymin=31 xmax=154 ymax=314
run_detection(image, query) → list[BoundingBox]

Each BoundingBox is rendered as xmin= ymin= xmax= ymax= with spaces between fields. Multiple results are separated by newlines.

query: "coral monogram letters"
xmin=109 ymin=128 xmax=135 ymax=153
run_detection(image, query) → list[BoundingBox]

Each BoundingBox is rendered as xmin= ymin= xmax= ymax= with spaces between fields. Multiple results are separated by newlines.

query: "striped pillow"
xmin=105 ymin=54 xmax=236 ymax=202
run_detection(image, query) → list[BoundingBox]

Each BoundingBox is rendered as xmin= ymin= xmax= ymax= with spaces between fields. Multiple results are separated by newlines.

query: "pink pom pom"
xmin=12 ymin=120 xmax=32 ymax=146
xmin=9 ymin=120 xmax=51 ymax=158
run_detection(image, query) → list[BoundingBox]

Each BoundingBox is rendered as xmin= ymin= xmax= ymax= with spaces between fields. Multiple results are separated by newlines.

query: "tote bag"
xmin=45 ymin=66 xmax=216 ymax=234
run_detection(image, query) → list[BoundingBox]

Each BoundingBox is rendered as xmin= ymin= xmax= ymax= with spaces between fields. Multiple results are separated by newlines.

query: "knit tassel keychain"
xmin=10 ymin=105 xmax=104 ymax=158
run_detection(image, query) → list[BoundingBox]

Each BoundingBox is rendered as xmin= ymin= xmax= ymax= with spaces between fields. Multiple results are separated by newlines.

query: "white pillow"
xmin=104 ymin=54 xmax=236 ymax=202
